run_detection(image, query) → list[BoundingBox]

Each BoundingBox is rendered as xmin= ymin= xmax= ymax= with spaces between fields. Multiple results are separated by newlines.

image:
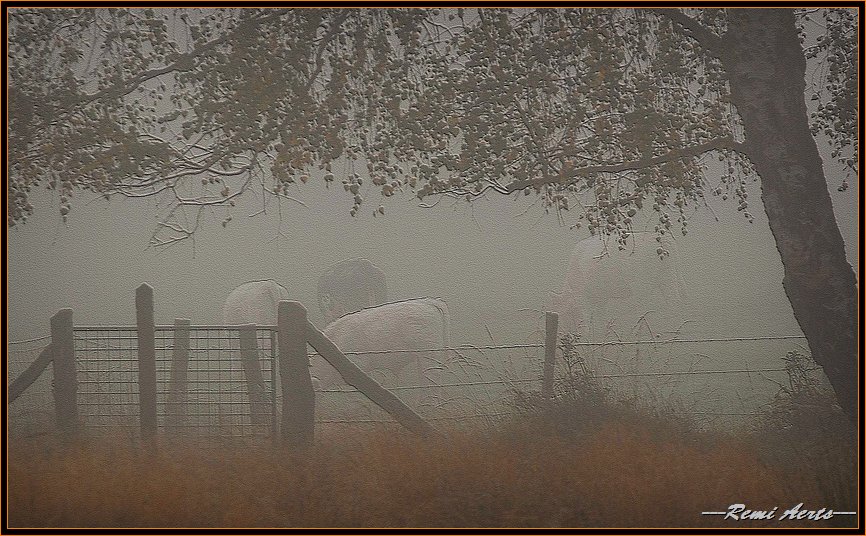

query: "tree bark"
xmin=719 ymin=9 xmax=858 ymax=419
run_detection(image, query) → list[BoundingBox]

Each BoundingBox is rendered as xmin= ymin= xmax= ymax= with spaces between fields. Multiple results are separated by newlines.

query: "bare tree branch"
xmin=503 ymin=137 xmax=743 ymax=194
xmin=655 ymin=9 xmax=723 ymax=55
xmin=67 ymin=9 xmax=291 ymax=112
xmin=304 ymin=11 xmax=350 ymax=94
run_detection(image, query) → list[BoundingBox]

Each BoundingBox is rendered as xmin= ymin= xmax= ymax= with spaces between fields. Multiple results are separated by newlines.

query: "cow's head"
xmin=317 ymin=258 xmax=387 ymax=324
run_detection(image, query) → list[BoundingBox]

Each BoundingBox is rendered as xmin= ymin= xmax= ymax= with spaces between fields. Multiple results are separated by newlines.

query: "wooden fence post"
xmin=239 ymin=324 xmax=270 ymax=433
xmin=136 ymin=284 xmax=157 ymax=441
xmin=166 ymin=318 xmax=190 ymax=431
xmin=50 ymin=308 xmax=78 ymax=435
xmin=270 ymin=331 xmax=278 ymax=445
xmin=278 ymin=301 xmax=315 ymax=448
xmin=542 ymin=311 xmax=559 ymax=399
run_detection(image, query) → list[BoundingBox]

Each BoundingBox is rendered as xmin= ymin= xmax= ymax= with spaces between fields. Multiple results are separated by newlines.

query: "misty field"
xmin=8 ymin=395 xmax=855 ymax=529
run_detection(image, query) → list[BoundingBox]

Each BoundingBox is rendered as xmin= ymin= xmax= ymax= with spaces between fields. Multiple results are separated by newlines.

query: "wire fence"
xmin=7 ymin=327 xmax=820 ymax=436
xmin=6 ymin=333 xmax=808 ymax=352
xmin=301 ymin=334 xmax=807 ymax=357
xmin=7 ymin=335 xmax=52 ymax=346
xmin=72 ymin=326 xmax=277 ymax=437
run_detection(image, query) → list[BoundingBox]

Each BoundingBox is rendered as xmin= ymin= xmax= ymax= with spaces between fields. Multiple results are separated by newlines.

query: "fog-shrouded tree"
xmin=6 ymin=8 xmax=858 ymax=417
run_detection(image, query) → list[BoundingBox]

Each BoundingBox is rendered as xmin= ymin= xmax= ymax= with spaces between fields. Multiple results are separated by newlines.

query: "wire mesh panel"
xmin=170 ymin=326 xmax=277 ymax=438
xmin=75 ymin=328 xmax=141 ymax=429
xmin=73 ymin=326 xmax=277 ymax=438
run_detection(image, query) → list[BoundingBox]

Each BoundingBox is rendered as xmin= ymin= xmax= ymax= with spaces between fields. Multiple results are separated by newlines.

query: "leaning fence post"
xmin=50 ymin=308 xmax=78 ymax=435
xmin=278 ymin=301 xmax=315 ymax=448
xmin=239 ymin=324 xmax=270 ymax=434
xmin=542 ymin=311 xmax=559 ymax=399
xmin=166 ymin=318 xmax=190 ymax=431
xmin=136 ymin=284 xmax=157 ymax=441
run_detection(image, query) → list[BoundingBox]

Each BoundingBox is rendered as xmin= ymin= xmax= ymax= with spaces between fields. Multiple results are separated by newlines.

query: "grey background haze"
xmin=7 ymin=154 xmax=858 ymax=420
xmin=8 ymin=156 xmax=857 ymax=344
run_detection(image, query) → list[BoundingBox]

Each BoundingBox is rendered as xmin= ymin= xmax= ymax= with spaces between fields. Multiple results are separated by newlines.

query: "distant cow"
xmin=222 ymin=280 xmax=290 ymax=326
xmin=317 ymin=258 xmax=388 ymax=325
xmin=548 ymin=233 xmax=687 ymax=339
xmin=312 ymin=297 xmax=451 ymax=417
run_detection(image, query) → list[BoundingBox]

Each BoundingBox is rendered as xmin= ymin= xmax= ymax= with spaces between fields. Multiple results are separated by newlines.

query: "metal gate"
xmin=74 ymin=325 xmax=278 ymax=438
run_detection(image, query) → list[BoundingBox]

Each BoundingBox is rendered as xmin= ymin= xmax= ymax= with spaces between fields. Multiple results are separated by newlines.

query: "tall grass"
xmin=8 ymin=348 xmax=855 ymax=528
xmin=9 ymin=418 xmax=852 ymax=527
xmin=746 ymin=350 xmax=858 ymax=524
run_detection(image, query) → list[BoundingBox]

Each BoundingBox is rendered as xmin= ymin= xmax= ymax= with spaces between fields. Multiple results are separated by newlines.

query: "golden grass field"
xmin=8 ymin=401 xmax=857 ymax=529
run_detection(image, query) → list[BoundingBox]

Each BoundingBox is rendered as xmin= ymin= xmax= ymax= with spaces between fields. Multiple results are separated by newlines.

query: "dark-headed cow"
xmin=317 ymin=258 xmax=388 ymax=325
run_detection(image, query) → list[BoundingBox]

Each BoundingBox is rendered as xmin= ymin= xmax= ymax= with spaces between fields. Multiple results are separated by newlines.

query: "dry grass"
xmin=8 ymin=412 xmax=854 ymax=529
xmin=747 ymin=354 xmax=858 ymax=522
xmin=9 ymin=350 xmax=855 ymax=528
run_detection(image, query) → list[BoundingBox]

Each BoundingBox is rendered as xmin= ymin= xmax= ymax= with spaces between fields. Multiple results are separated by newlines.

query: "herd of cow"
xmin=220 ymin=234 xmax=688 ymax=416
xmin=221 ymin=259 xmax=452 ymax=412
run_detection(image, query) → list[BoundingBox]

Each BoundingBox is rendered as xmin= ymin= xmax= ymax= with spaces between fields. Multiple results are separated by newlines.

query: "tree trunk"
xmin=720 ymin=10 xmax=858 ymax=419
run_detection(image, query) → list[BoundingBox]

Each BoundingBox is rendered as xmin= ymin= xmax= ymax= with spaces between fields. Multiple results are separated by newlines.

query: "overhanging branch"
xmin=304 ymin=11 xmax=349 ymax=94
xmin=655 ymin=9 xmax=723 ymax=56
xmin=503 ymin=137 xmax=744 ymax=193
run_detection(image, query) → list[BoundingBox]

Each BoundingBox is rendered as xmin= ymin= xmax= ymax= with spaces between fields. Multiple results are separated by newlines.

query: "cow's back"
xmin=323 ymin=297 xmax=448 ymax=352
xmin=222 ymin=280 xmax=290 ymax=326
xmin=314 ymin=297 xmax=450 ymax=416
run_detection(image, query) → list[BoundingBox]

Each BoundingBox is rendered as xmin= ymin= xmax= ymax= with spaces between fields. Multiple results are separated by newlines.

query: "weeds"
xmin=7 ymin=349 xmax=856 ymax=528
xmin=508 ymin=333 xmax=693 ymax=440
xmin=8 ymin=421 xmax=844 ymax=529
xmin=748 ymin=350 xmax=857 ymax=524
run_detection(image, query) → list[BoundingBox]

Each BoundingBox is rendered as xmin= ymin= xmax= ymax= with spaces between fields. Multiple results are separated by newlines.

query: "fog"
xmin=8 ymin=152 xmax=858 ymax=423
xmin=9 ymin=155 xmax=858 ymax=332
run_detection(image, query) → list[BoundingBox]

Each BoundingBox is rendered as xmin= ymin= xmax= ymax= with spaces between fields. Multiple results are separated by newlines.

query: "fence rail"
xmin=8 ymin=285 xmax=822 ymax=444
xmin=7 ymin=335 xmax=52 ymax=345
xmin=12 ymin=334 xmax=808 ymax=353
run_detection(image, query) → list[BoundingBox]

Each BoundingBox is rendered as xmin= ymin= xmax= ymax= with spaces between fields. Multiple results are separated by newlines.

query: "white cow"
xmin=222 ymin=279 xmax=331 ymax=394
xmin=548 ymin=233 xmax=688 ymax=341
xmin=222 ymin=279 xmax=290 ymax=326
xmin=311 ymin=297 xmax=451 ymax=418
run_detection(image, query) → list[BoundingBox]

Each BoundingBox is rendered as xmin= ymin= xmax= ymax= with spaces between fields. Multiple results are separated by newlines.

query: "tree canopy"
xmin=7 ymin=8 xmax=853 ymax=244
